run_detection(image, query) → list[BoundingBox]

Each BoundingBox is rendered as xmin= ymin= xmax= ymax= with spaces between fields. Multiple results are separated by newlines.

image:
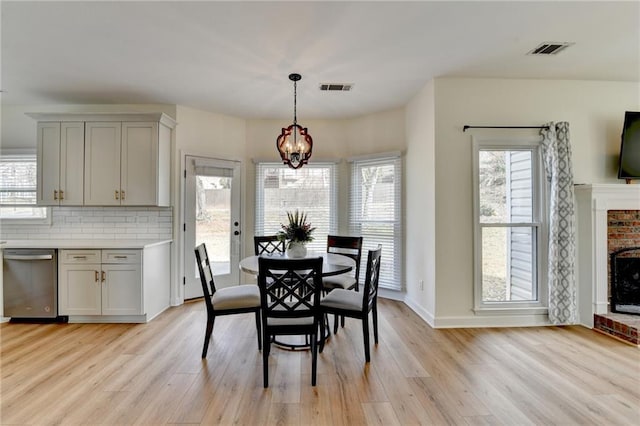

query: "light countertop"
xmin=1 ymin=239 xmax=172 ymax=249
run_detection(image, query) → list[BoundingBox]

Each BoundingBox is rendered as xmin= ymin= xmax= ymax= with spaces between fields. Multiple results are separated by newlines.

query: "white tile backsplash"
xmin=0 ymin=207 xmax=173 ymax=240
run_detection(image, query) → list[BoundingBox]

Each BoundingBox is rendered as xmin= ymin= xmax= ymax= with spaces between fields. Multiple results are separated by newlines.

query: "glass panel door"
xmin=184 ymin=156 xmax=241 ymax=299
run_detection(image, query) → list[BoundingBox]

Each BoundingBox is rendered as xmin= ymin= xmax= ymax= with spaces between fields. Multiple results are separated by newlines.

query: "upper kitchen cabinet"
xmin=28 ymin=113 xmax=175 ymax=207
xmin=84 ymin=122 xmax=122 ymax=206
xmin=36 ymin=122 xmax=85 ymax=205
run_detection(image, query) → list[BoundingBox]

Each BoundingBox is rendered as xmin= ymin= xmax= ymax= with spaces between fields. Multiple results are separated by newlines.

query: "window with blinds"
xmin=255 ymin=162 xmax=337 ymax=253
xmin=349 ymin=154 xmax=403 ymax=291
xmin=0 ymin=153 xmax=49 ymax=221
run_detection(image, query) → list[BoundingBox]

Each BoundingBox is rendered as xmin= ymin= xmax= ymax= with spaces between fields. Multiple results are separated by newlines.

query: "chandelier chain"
xmin=293 ymin=79 xmax=297 ymax=125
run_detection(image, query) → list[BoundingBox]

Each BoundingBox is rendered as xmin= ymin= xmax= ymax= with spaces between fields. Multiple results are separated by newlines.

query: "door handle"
xmin=115 ymin=190 xmax=119 ymax=200
xmin=54 ymin=190 xmax=58 ymax=200
xmin=59 ymin=190 xmax=64 ymax=200
xmin=101 ymin=271 xmax=106 ymax=282
xmin=95 ymin=271 xmax=99 ymax=282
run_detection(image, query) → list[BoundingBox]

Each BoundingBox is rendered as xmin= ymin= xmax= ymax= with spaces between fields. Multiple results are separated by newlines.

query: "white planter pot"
xmin=287 ymin=241 xmax=307 ymax=258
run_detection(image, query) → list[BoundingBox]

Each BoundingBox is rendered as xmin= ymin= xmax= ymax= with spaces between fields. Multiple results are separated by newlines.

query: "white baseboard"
xmin=67 ymin=315 xmax=147 ymax=324
xmin=432 ymin=314 xmax=551 ymax=328
xmin=403 ymin=295 xmax=552 ymax=328
xmin=145 ymin=305 xmax=170 ymax=322
xmin=378 ymin=288 xmax=405 ymax=302
xmin=404 ymin=296 xmax=435 ymax=328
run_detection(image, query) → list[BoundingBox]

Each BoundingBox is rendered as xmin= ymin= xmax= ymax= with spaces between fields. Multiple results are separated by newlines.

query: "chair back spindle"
xmin=363 ymin=245 xmax=383 ymax=313
xmin=195 ymin=244 xmax=216 ymax=311
xmin=254 ymin=235 xmax=286 ymax=255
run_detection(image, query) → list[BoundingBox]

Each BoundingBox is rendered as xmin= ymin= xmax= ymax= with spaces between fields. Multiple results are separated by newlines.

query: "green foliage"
xmin=277 ymin=210 xmax=315 ymax=247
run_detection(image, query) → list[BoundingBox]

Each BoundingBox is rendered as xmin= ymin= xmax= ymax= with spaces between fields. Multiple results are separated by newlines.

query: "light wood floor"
xmin=1 ymin=299 xmax=639 ymax=425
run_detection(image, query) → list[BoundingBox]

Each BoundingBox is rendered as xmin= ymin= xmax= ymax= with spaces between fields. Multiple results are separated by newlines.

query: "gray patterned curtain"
xmin=541 ymin=122 xmax=577 ymax=324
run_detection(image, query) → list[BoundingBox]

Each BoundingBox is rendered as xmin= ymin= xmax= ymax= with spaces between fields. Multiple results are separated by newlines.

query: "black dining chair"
xmin=319 ymin=245 xmax=382 ymax=363
xmin=254 ymin=235 xmax=285 ymax=255
xmin=322 ymin=235 xmax=363 ymax=332
xmin=195 ymin=243 xmax=262 ymax=358
xmin=257 ymin=256 xmax=323 ymax=387
xmin=322 ymin=235 xmax=363 ymax=292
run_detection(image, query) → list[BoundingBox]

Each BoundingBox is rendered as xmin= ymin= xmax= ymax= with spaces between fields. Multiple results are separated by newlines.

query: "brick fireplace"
xmin=576 ymin=185 xmax=640 ymax=345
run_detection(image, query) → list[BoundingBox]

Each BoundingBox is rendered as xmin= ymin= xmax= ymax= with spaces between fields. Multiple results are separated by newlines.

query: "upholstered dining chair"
xmin=195 ymin=243 xmax=262 ymax=358
xmin=257 ymin=256 xmax=323 ymax=387
xmin=322 ymin=235 xmax=363 ymax=292
xmin=254 ymin=235 xmax=285 ymax=255
xmin=319 ymin=245 xmax=382 ymax=363
xmin=322 ymin=235 xmax=363 ymax=332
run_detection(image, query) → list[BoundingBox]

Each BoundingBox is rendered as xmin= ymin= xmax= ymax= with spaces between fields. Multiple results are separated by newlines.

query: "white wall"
xmin=1 ymin=102 xmax=407 ymax=307
xmin=244 ymin=110 xmax=406 ymax=237
xmin=242 ymin=112 xmax=407 ymax=292
xmin=404 ymin=80 xmax=436 ymax=325
xmin=406 ymin=77 xmax=640 ymax=327
xmin=172 ymin=105 xmax=247 ymax=304
xmin=10 ymin=79 xmax=634 ymax=328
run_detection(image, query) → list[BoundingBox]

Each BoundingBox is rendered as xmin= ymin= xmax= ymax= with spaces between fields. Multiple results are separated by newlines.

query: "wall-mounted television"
xmin=618 ymin=111 xmax=640 ymax=180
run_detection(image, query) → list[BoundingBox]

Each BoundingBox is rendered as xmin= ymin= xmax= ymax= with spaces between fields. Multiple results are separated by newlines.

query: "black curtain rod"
xmin=463 ymin=125 xmax=550 ymax=132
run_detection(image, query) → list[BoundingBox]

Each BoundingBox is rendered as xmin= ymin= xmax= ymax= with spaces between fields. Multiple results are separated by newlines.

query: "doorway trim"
xmin=178 ymin=150 xmax=245 ymax=304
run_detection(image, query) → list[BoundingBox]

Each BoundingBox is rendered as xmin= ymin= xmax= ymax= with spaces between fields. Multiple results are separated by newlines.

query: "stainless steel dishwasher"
xmin=3 ymin=249 xmax=58 ymax=319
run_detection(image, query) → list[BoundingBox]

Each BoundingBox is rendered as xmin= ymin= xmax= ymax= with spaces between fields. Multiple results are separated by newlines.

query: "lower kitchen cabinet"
xmin=101 ymin=263 xmax=142 ymax=315
xmin=59 ymin=249 xmax=143 ymax=318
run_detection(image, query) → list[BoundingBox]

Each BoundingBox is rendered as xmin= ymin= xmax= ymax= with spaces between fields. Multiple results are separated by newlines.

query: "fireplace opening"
xmin=611 ymin=247 xmax=640 ymax=315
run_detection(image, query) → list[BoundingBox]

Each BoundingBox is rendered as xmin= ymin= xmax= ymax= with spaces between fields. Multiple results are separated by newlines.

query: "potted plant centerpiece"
xmin=277 ymin=210 xmax=315 ymax=258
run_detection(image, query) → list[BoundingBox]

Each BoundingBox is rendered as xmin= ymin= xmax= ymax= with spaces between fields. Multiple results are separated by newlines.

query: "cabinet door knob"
xmin=101 ymin=271 xmax=106 ymax=282
xmin=95 ymin=271 xmax=99 ymax=282
xmin=59 ymin=190 xmax=64 ymax=200
xmin=121 ymin=190 xmax=125 ymax=200
xmin=115 ymin=190 xmax=119 ymax=200
xmin=54 ymin=190 xmax=58 ymax=200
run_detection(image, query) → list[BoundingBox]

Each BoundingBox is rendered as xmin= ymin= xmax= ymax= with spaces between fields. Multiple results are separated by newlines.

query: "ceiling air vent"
xmin=528 ymin=42 xmax=573 ymax=55
xmin=319 ymin=83 xmax=353 ymax=91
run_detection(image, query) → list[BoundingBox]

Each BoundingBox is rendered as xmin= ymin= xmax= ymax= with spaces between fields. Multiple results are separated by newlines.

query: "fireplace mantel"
xmin=575 ymin=184 xmax=640 ymax=327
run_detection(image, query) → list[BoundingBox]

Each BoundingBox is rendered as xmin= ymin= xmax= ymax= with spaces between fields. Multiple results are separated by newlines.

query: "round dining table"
xmin=239 ymin=251 xmax=354 ymax=350
xmin=239 ymin=251 xmax=354 ymax=277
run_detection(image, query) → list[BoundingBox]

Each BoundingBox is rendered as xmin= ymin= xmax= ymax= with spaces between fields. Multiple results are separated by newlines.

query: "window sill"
xmin=473 ymin=306 xmax=548 ymax=316
xmin=0 ymin=208 xmax=51 ymax=225
xmin=0 ymin=215 xmax=52 ymax=226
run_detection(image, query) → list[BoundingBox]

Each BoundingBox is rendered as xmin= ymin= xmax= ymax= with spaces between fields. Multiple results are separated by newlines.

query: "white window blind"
xmin=194 ymin=157 xmax=235 ymax=177
xmin=255 ymin=162 xmax=337 ymax=253
xmin=0 ymin=153 xmax=48 ymax=220
xmin=350 ymin=154 xmax=403 ymax=290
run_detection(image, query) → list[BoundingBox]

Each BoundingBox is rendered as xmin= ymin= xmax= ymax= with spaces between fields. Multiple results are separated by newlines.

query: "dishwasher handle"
xmin=4 ymin=254 xmax=54 ymax=261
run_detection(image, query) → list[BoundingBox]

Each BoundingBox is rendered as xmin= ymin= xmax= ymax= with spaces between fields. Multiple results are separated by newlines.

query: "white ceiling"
xmin=2 ymin=1 xmax=639 ymax=119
